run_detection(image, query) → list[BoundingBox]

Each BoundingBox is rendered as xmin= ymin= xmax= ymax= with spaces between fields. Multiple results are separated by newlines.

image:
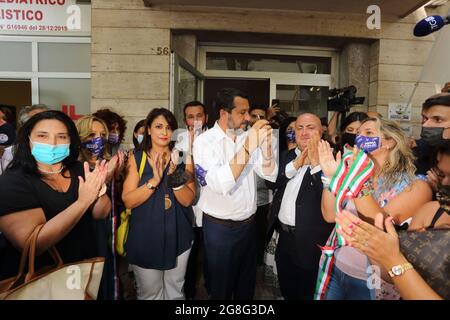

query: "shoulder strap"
xmin=139 ymin=152 xmax=147 ymax=178
xmin=430 ymin=206 xmax=446 ymax=228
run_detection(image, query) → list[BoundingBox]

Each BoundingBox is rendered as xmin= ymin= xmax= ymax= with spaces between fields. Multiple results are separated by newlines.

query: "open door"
xmin=170 ymin=53 xmax=205 ymax=127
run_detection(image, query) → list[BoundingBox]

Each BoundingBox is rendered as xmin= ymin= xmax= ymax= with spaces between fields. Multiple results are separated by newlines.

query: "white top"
xmin=193 ymin=122 xmax=278 ymax=221
xmin=0 ymin=145 xmax=14 ymax=175
xmin=278 ymin=148 xmax=321 ymax=227
xmin=174 ymin=128 xmax=204 ymax=227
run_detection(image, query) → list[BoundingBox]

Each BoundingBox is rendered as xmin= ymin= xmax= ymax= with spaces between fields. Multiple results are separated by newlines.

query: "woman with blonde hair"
xmin=318 ymin=117 xmax=432 ymax=300
xmin=76 ymin=115 xmax=122 ymax=300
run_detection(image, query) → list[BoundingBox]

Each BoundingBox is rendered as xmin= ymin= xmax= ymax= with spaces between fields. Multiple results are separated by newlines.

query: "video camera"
xmin=327 ymin=85 xmax=365 ymax=113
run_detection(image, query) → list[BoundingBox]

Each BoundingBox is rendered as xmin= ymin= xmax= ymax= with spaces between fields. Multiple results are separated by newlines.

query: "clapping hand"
xmin=318 ymin=140 xmax=341 ymax=179
xmin=78 ymin=160 xmax=108 ymax=206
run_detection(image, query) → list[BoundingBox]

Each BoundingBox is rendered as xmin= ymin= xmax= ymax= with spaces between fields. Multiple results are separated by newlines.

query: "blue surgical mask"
xmin=286 ymin=130 xmax=296 ymax=143
xmin=82 ymin=137 xmax=105 ymax=157
xmin=355 ymin=135 xmax=381 ymax=153
xmin=108 ymin=133 xmax=120 ymax=145
xmin=137 ymin=134 xmax=144 ymax=144
xmin=31 ymin=140 xmax=70 ymax=165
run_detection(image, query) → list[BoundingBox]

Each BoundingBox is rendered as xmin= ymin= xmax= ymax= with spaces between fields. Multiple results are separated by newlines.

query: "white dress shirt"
xmin=193 ymin=122 xmax=278 ymax=221
xmin=278 ymin=148 xmax=321 ymax=227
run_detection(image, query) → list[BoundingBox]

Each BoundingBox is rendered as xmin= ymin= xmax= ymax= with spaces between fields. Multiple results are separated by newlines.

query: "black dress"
xmin=0 ymin=162 xmax=97 ymax=281
xmin=125 ymin=150 xmax=193 ymax=270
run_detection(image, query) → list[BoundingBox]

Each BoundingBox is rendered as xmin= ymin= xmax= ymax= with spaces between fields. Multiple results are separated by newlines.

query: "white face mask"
xmin=137 ymin=134 xmax=144 ymax=144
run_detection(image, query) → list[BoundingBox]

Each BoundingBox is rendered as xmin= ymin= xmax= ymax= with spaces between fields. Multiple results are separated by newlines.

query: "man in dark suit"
xmin=267 ymin=113 xmax=334 ymax=300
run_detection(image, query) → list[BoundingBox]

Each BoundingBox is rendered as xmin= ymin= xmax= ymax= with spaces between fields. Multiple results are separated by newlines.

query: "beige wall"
xmin=91 ymin=0 xmax=443 ymax=142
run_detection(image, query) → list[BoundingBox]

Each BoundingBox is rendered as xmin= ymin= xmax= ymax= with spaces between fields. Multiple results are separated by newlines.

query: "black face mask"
xmin=420 ymin=127 xmax=446 ymax=146
xmin=341 ymin=132 xmax=357 ymax=147
xmin=436 ymin=183 xmax=450 ymax=214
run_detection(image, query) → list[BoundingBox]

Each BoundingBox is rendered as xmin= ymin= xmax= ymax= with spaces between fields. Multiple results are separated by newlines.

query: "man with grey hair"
xmin=267 ymin=113 xmax=334 ymax=300
xmin=18 ymin=104 xmax=49 ymax=127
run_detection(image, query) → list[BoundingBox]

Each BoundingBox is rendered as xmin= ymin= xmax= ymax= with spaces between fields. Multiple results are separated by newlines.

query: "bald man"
xmin=267 ymin=113 xmax=334 ymax=300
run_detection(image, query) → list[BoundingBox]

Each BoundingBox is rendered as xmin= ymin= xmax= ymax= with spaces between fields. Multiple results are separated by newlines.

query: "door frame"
xmin=197 ymin=43 xmax=338 ymax=105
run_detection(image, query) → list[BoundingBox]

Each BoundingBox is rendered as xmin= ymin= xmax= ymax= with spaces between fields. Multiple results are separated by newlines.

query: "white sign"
xmin=0 ymin=0 xmax=90 ymax=35
xmin=388 ymin=102 xmax=411 ymax=121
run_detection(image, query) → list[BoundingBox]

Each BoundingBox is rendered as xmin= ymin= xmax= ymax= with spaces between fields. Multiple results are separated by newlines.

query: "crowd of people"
xmin=0 ymin=86 xmax=449 ymax=300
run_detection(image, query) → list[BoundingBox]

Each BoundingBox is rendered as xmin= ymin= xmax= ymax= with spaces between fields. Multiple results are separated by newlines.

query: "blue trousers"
xmin=325 ymin=264 xmax=375 ymax=300
xmin=202 ymin=217 xmax=257 ymax=300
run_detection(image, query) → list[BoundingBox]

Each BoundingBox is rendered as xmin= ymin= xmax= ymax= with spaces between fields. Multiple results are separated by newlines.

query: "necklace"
xmin=38 ymin=165 xmax=64 ymax=174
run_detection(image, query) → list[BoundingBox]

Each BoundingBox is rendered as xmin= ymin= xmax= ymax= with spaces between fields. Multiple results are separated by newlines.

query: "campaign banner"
xmin=0 ymin=0 xmax=90 ymax=35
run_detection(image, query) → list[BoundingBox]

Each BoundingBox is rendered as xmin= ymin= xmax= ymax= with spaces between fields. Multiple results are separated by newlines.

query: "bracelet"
xmin=172 ymin=184 xmax=185 ymax=191
xmin=321 ymin=174 xmax=331 ymax=189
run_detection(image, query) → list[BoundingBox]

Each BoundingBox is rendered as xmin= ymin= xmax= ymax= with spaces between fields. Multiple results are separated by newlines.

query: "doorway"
xmin=203 ymin=78 xmax=270 ymax=127
xmin=0 ymin=80 xmax=32 ymax=127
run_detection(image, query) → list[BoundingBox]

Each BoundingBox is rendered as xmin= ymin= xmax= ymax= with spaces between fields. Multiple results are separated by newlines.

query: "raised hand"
xmin=149 ymin=152 xmax=164 ymax=185
xmin=336 ymin=210 xmax=400 ymax=268
xmin=168 ymin=149 xmax=181 ymax=175
xmin=318 ymin=140 xmax=341 ymax=178
xmin=245 ymin=119 xmax=271 ymax=154
xmin=78 ymin=160 xmax=108 ymax=206
xmin=307 ymin=133 xmax=321 ymax=167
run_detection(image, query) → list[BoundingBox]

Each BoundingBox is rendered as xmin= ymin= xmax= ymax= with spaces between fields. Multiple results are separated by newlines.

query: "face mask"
xmin=108 ymin=133 xmax=120 ymax=145
xmin=342 ymin=132 xmax=357 ymax=147
xmin=436 ymin=183 xmax=450 ymax=214
xmin=31 ymin=140 xmax=70 ymax=165
xmin=137 ymin=134 xmax=144 ymax=144
xmin=82 ymin=137 xmax=105 ymax=157
xmin=286 ymin=130 xmax=296 ymax=143
xmin=355 ymin=135 xmax=381 ymax=153
xmin=420 ymin=127 xmax=446 ymax=146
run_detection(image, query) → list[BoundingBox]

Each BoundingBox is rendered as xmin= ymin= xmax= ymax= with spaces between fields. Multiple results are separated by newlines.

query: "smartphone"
xmin=271 ymin=99 xmax=280 ymax=107
xmin=193 ymin=120 xmax=203 ymax=138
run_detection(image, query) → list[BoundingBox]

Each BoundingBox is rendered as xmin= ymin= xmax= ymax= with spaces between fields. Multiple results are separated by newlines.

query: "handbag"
xmin=398 ymin=227 xmax=450 ymax=299
xmin=116 ymin=151 xmax=147 ymax=257
xmin=0 ymin=225 xmax=105 ymax=300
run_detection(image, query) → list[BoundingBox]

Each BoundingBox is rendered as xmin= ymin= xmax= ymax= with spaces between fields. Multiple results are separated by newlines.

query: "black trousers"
xmin=275 ymin=228 xmax=319 ymax=300
xmin=184 ymin=227 xmax=206 ymax=299
xmin=203 ymin=216 xmax=257 ymax=300
xmin=255 ymin=204 xmax=270 ymax=266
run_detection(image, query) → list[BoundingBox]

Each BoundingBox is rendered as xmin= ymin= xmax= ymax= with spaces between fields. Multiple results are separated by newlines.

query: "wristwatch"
xmin=146 ymin=181 xmax=156 ymax=190
xmin=388 ymin=262 xmax=414 ymax=278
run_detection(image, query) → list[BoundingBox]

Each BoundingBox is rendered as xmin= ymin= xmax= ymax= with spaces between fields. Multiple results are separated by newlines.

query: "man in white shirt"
xmin=174 ymin=100 xmax=209 ymax=300
xmin=193 ymin=88 xmax=278 ymax=299
xmin=268 ymin=113 xmax=334 ymax=300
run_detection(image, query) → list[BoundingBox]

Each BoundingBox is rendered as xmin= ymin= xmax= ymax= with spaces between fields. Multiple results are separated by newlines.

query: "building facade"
xmin=1 ymin=0 xmax=449 ymax=144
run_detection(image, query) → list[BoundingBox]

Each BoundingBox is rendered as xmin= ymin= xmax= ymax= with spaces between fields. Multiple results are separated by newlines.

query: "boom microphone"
xmin=413 ymin=15 xmax=450 ymax=37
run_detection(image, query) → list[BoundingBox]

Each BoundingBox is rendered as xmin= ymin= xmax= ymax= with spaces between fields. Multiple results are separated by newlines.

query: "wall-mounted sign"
xmin=0 ymin=0 xmax=90 ymax=35
xmin=388 ymin=102 xmax=411 ymax=121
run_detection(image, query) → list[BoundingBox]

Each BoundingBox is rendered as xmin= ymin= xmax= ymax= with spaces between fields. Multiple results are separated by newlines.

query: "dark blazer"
xmin=267 ymin=148 xmax=335 ymax=270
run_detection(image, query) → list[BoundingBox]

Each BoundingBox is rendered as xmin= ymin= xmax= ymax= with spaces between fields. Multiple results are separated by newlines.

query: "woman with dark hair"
xmin=132 ymin=120 xmax=146 ymax=150
xmin=0 ymin=110 xmax=111 ymax=281
xmin=333 ymin=112 xmax=369 ymax=155
xmin=122 ymin=108 xmax=195 ymax=300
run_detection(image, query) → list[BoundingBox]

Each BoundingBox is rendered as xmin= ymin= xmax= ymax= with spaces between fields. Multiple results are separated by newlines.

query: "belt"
xmin=279 ymin=221 xmax=296 ymax=234
xmin=203 ymin=213 xmax=255 ymax=228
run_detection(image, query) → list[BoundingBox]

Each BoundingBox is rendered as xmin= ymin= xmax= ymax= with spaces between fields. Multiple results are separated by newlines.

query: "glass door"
xmin=170 ymin=53 xmax=205 ymax=126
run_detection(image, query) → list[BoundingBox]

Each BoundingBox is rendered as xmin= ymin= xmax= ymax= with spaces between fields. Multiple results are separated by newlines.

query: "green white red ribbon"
xmin=314 ymin=149 xmax=375 ymax=300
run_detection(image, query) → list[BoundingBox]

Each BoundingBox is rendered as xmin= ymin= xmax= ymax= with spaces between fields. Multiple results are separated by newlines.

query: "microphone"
xmin=413 ymin=15 xmax=450 ymax=37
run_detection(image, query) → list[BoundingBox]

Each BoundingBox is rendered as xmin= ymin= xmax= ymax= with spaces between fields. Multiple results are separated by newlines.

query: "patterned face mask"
xmin=286 ymin=130 xmax=296 ymax=143
xmin=355 ymin=135 xmax=381 ymax=153
xmin=81 ymin=137 xmax=105 ymax=157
